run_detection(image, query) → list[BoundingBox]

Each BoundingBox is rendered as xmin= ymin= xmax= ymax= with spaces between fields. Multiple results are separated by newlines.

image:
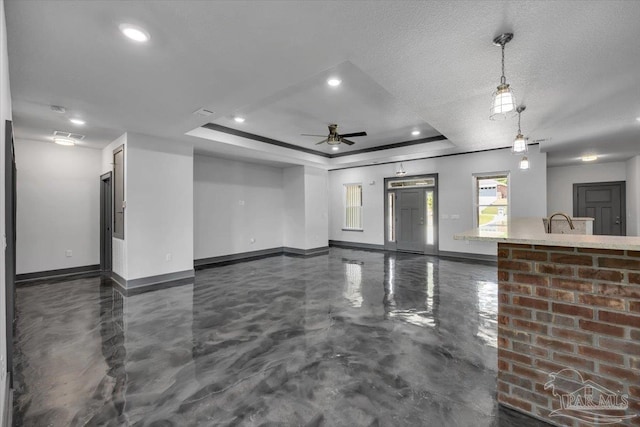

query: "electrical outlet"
xmin=165 ymin=253 xmax=172 ymax=262
xmin=65 ymin=249 xmax=72 ymax=257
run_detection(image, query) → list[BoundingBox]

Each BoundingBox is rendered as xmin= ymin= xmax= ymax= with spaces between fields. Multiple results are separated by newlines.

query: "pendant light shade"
xmin=396 ymin=163 xmax=407 ymax=177
xmin=512 ymin=106 xmax=528 ymax=153
xmin=489 ymin=33 xmax=517 ymax=120
xmin=519 ymin=156 xmax=530 ymax=170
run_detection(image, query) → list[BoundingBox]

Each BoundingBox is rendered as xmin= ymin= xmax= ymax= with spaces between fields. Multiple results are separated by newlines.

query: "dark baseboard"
xmin=438 ymin=250 xmax=497 ymax=265
xmin=329 ymin=240 xmax=386 ymax=251
xmin=16 ymin=264 xmax=101 ymax=283
xmin=283 ymin=246 xmax=329 ymax=257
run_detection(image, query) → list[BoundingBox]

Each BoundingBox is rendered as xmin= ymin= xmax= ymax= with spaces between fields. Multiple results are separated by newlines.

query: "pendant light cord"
xmin=501 ymin=43 xmax=506 ymax=85
xmin=517 ymin=110 xmax=521 ymax=133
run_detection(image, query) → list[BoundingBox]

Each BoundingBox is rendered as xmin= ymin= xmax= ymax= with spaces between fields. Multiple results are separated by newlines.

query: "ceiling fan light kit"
xmin=302 ymin=124 xmax=367 ymax=147
xmin=490 ymin=33 xmax=517 ymax=120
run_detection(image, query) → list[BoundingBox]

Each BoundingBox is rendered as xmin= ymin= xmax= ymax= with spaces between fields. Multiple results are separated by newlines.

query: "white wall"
xmin=125 ymin=133 xmax=193 ymax=280
xmin=102 ymin=133 xmax=127 ymax=278
xmin=303 ymin=166 xmax=329 ymax=249
xmin=329 ymin=146 xmax=547 ymax=255
xmin=194 ymin=155 xmax=284 ymax=258
xmin=547 ymin=161 xmax=627 ymax=215
xmin=0 ymin=0 xmax=11 ymax=417
xmin=626 ymin=156 xmax=640 ymax=236
xmin=15 ymin=140 xmax=101 ymax=274
xmin=283 ymin=166 xmax=305 ymax=249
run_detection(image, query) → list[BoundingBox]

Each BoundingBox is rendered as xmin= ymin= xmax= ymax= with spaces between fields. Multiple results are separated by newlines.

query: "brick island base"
xmin=497 ymin=243 xmax=640 ymax=426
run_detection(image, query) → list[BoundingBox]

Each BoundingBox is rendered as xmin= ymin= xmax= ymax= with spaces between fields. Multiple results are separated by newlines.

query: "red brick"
xmin=551 ymin=327 xmax=593 ymax=345
xmin=500 ymin=283 xmax=532 ymax=295
xmin=628 ymin=251 xmax=640 ymax=258
xmin=498 ymin=315 xmax=510 ymax=326
xmin=501 ymin=305 xmax=532 ymax=319
xmin=579 ymin=319 xmax=625 ymax=337
xmin=497 ymin=248 xmax=509 ymax=258
xmin=499 ymin=371 xmax=533 ymax=390
xmin=577 ymin=268 xmax=624 ymax=282
xmin=578 ymin=294 xmax=625 ymax=310
xmin=512 ymin=273 xmax=549 ymax=287
xmin=498 ymin=359 xmax=510 ymax=371
xmin=630 ymin=385 xmax=640 ymax=399
xmin=631 ymin=301 xmax=640 ymax=313
xmin=534 ymin=359 xmax=567 ymax=374
xmin=598 ymin=257 xmax=640 ymax=270
xmin=629 ymin=273 xmax=640 ymax=285
xmin=578 ymin=346 xmax=624 ymax=365
xmin=583 ymin=373 xmax=624 ymax=394
xmin=511 ymin=386 xmax=549 ymax=406
xmin=599 ymin=337 xmax=640 ymax=356
xmin=498 ymin=393 xmax=532 ymax=412
xmin=512 ymin=249 xmax=548 ymax=261
xmin=499 ymin=293 xmax=510 ymax=304
xmin=499 ymin=327 xmax=531 ymax=343
xmin=536 ymin=336 xmax=574 ymax=352
xmin=597 ymin=283 xmax=640 ymax=298
xmin=550 ymin=253 xmax=593 ymax=266
xmin=536 ymin=263 xmax=573 ymax=276
xmin=552 ymin=302 xmax=594 ymax=319
xmin=552 ymin=353 xmax=595 ymax=371
xmin=578 ymin=247 xmax=625 ymax=256
xmin=497 ymin=270 xmax=509 ymax=281
xmin=631 ymin=329 xmax=640 ymax=341
xmin=535 ymin=287 xmax=574 ymax=302
xmin=551 ymin=278 xmax=593 ymax=292
xmin=512 ymin=296 xmax=549 ymax=310
xmin=498 ymin=259 xmax=532 ymax=272
xmin=497 ymin=380 xmax=510 ymax=393
xmin=599 ymin=364 xmax=640 ymax=382
xmin=512 ymin=342 xmax=549 ymax=358
xmin=513 ymin=319 xmax=548 ymax=334
xmin=599 ymin=310 xmax=640 ymax=328
xmin=534 ymin=245 xmax=575 ymax=252
xmin=511 ymin=365 xmax=547 ymax=383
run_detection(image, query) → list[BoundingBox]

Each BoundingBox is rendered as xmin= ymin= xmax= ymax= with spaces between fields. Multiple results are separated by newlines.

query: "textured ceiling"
xmin=5 ymin=1 xmax=640 ymax=168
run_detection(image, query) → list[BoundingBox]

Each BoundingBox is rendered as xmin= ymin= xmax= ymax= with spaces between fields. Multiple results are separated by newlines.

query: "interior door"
xmin=574 ymin=181 xmax=626 ymax=236
xmin=100 ymin=172 xmax=113 ymax=272
xmin=396 ymin=190 xmax=425 ymax=252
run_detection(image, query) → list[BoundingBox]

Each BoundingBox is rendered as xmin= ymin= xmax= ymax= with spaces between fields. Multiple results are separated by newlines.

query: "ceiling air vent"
xmin=50 ymin=105 xmax=66 ymax=114
xmin=193 ymin=107 xmax=214 ymax=117
xmin=53 ymin=131 xmax=85 ymax=140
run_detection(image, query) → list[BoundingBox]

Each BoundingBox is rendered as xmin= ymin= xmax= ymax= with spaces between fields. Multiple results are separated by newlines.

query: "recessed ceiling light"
xmin=53 ymin=137 xmax=75 ymax=146
xmin=119 ymin=24 xmax=150 ymax=43
xmin=234 ymin=116 xmax=245 ymax=123
xmin=636 ymin=117 xmax=640 ymax=122
xmin=582 ymin=154 xmax=598 ymax=162
xmin=327 ymin=78 xmax=342 ymax=87
xmin=69 ymin=118 xmax=85 ymax=126
xmin=332 ymin=146 xmax=339 ymax=151
xmin=411 ymin=130 xmax=421 ymax=136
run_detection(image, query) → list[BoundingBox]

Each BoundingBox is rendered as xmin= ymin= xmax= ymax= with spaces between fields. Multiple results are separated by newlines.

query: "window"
xmin=344 ymin=183 xmax=363 ymax=230
xmin=475 ymin=173 xmax=509 ymax=227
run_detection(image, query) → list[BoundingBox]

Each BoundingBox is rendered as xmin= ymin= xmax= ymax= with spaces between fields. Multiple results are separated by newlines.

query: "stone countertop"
xmin=454 ymin=217 xmax=640 ymax=250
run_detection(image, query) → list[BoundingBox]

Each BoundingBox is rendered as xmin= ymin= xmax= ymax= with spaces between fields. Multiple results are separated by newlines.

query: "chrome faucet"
xmin=546 ymin=212 xmax=575 ymax=233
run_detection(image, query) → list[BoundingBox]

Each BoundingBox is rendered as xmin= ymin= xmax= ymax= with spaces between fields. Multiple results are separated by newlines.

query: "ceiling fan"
xmin=301 ymin=124 xmax=367 ymax=146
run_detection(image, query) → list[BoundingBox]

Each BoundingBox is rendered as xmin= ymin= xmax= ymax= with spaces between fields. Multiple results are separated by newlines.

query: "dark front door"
xmin=100 ymin=172 xmax=113 ymax=272
xmin=574 ymin=181 xmax=626 ymax=236
xmin=5 ymin=120 xmax=16 ymax=386
xmin=396 ymin=189 xmax=425 ymax=252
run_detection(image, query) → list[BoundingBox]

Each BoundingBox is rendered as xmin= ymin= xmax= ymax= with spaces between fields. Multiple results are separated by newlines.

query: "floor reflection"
xmin=14 ymin=248 xmax=544 ymax=426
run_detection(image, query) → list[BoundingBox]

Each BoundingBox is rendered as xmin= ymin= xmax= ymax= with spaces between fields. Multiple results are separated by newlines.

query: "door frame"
xmin=100 ymin=171 xmax=113 ymax=272
xmin=384 ymin=173 xmax=439 ymax=254
xmin=573 ymin=181 xmax=626 ymax=236
xmin=5 ymin=120 xmax=16 ymax=387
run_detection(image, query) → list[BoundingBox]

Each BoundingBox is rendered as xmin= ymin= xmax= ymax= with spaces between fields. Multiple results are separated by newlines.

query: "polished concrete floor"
xmin=13 ymin=248 xmax=549 ymax=426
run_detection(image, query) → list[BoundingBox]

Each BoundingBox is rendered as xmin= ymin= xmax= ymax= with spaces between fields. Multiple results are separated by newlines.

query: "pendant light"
xmin=396 ymin=163 xmax=407 ymax=177
xmin=490 ymin=33 xmax=517 ymax=120
xmin=519 ymin=156 xmax=530 ymax=170
xmin=512 ymin=106 xmax=528 ymax=153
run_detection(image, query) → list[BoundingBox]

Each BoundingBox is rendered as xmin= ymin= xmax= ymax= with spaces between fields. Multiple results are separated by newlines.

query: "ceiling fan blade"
xmin=340 ymin=131 xmax=367 ymax=138
xmin=301 ymin=134 xmax=327 ymax=137
xmin=315 ymin=138 xmax=328 ymax=145
xmin=341 ymin=139 xmax=355 ymax=145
